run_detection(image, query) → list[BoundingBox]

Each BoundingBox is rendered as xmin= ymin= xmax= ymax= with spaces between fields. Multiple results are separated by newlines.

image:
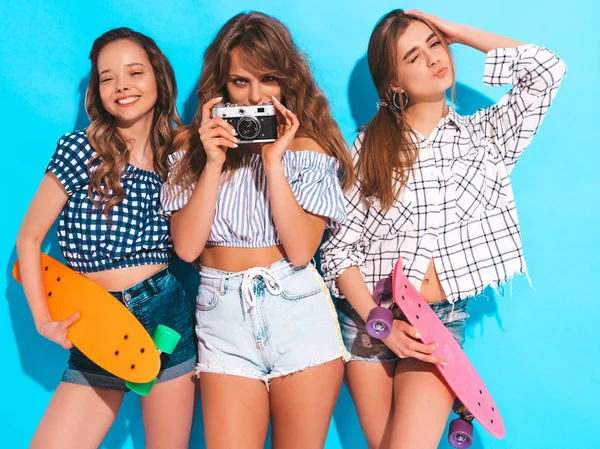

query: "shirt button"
xmin=124 ymin=293 xmax=132 ymax=301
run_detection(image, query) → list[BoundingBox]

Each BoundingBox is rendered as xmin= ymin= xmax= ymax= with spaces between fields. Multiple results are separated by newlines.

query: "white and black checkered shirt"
xmin=320 ymin=44 xmax=566 ymax=303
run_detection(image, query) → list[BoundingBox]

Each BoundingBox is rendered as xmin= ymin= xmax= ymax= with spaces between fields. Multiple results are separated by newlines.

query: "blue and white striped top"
xmin=160 ymin=150 xmax=347 ymax=248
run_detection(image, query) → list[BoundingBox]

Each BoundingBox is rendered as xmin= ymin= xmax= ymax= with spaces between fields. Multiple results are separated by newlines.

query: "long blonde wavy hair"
xmin=358 ymin=10 xmax=455 ymax=210
xmin=171 ymin=11 xmax=354 ymax=190
xmin=85 ymin=27 xmax=182 ymax=216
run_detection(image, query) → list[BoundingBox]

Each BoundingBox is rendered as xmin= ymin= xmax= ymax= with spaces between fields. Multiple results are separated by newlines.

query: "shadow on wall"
xmin=347 ymin=54 xmax=495 ymax=133
xmin=75 ymin=75 xmax=91 ymax=130
xmin=182 ymin=80 xmax=200 ymax=125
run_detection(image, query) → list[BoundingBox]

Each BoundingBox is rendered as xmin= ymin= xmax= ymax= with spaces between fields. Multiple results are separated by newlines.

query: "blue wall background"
xmin=1 ymin=0 xmax=598 ymax=447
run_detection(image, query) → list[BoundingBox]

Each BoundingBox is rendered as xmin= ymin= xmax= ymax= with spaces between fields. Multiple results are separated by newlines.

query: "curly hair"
xmin=85 ymin=27 xmax=182 ymax=217
xmin=171 ymin=11 xmax=354 ymax=191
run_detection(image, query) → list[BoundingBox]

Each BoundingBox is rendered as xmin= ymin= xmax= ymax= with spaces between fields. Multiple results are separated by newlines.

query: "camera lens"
xmin=237 ymin=116 xmax=260 ymax=140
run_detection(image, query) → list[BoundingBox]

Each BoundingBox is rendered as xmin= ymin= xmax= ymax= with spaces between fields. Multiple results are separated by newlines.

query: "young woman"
xmin=16 ymin=28 xmax=196 ymax=449
xmin=161 ymin=11 xmax=354 ymax=449
xmin=321 ymin=9 xmax=566 ymax=449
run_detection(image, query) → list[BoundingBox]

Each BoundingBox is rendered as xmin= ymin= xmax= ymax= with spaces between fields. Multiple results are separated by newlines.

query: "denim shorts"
xmin=195 ymin=259 xmax=349 ymax=385
xmin=62 ymin=267 xmax=197 ymax=391
xmin=337 ymin=297 xmax=469 ymax=362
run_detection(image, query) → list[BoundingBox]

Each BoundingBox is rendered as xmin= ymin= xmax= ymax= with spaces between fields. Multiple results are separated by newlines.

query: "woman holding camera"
xmin=161 ymin=11 xmax=353 ymax=449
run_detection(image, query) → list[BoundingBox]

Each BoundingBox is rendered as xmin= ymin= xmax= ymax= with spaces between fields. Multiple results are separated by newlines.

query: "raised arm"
xmin=409 ymin=11 xmax=567 ymax=169
xmin=164 ymin=98 xmax=239 ymax=262
xmin=263 ymin=97 xmax=331 ymax=266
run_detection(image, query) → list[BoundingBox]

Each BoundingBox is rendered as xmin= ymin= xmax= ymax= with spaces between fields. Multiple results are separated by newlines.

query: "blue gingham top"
xmin=160 ymin=150 xmax=347 ymax=248
xmin=47 ymin=131 xmax=170 ymax=273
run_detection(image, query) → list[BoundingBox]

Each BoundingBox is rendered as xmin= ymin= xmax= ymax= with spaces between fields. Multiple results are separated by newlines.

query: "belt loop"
xmin=219 ymin=275 xmax=226 ymax=294
xmin=147 ymin=277 xmax=159 ymax=295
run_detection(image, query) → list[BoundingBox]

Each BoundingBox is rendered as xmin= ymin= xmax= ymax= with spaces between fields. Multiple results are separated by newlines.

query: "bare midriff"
xmin=84 ymin=263 xmax=168 ymax=291
xmin=419 ymin=258 xmax=447 ymax=304
xmin=200 ymin=244 xmax=288 ymax=273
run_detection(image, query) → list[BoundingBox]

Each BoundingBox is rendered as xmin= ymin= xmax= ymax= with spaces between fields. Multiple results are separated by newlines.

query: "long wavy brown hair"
xmin=171 ymin=11 xmax=354 ymax=190
xmin=358 ymin=10 xmax=455 ymax=210
xmin=85 ymin=27 xmax=182 ymax=216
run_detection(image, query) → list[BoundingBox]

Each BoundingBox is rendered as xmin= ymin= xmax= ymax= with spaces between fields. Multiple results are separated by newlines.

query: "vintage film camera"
xmin=212 ymin=102 xmax=278 ymax=144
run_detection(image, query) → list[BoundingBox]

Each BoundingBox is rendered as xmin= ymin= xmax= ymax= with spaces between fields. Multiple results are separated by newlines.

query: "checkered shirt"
xmin=46 ymin=130 xmax=170 ymax=273
xmin=320 ymin=44 xmax=566 ymax=303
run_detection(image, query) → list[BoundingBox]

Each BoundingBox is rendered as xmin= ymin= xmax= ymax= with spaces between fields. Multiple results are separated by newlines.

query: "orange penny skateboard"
xmin=13 ymin=254 xmax=161 ymax=384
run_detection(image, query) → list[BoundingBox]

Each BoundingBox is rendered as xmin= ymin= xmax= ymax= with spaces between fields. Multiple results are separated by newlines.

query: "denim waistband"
xmin=199 ymin=258 xmax=306 ymax=335
xmin=108 ymin=266 xmax=170 ymax=302
xmin=199 ymin=258 xmax=303 ymax=293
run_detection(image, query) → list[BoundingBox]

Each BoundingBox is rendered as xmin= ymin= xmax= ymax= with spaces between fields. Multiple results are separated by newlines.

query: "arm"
xmin=265 ymin=162 xmax=328 ymax=266
xmin=164 ymin=97 xmax=239 ymax=262
xmin=262 ymin=98 xmax=328 ymax=266
xmin=169 ymin=160 xmax=224 ymax=262
xmin=16 ymin=174 xmax=79 ymax=348
xmin=409 ymin=11 xmax=567 ymax=169
xmin=319 ymin=134 xmax=441 ymax=363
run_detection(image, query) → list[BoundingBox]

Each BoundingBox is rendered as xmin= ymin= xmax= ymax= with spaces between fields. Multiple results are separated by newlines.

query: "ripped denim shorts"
xmin=195 ymin=259 xmax=349 ymax=384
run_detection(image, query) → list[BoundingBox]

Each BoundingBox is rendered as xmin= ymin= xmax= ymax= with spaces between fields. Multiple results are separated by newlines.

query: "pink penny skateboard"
xmin=390 ymin=258 xmax=505 ymax=446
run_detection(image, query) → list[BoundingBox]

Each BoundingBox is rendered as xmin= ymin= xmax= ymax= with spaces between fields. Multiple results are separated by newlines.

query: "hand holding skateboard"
xmin=14 ymin=254 xmax=180 ymax=395
xmin=366 ymin=259 xmax=505 ymax=447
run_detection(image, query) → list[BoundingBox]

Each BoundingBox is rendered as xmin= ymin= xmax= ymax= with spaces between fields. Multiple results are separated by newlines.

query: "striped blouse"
xmin=160 ymin=150 xmax=347 ymax=248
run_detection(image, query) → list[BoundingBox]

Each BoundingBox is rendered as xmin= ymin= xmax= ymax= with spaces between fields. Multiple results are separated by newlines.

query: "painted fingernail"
xmin=233 ymin=144 xmax=238 ymax=148
xmin=234 ymin=137 xmax=239 ymax=143
xmin=415 ymin=332 xmax=422 ymax=339
xmin=215 ymin=96 xmax=223 ymax=100
xmin=440 ymin=361 xmax=447 ymax=366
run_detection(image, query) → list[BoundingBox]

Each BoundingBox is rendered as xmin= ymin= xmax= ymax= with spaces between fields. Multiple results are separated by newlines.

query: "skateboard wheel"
xmin=125 ymin=378 xmax=157 ymax=397
xmin=366 ymin=307 xmax=393 ymax=339
xmin=372 ymin=277 xmax=393 ymax=307
xmin=448 ymin=418 xmax=473 ymax=448
xmin=153 ymin=324 xmax=181 ymax=355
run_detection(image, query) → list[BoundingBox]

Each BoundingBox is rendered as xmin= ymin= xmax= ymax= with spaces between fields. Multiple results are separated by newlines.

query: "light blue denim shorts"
xmin=337 ymin=297 xmax=470 ymax=363
xmin=195 ymin=259 xmax=349 ymax=384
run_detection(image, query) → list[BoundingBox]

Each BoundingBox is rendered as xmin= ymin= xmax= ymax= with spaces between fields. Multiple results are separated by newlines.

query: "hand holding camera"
xmin=211 ymin=101 xmax=279 ymax=144
xmin=203 ymin=96 xmax=299 ymax=166
xmin=199 ymin=97 xmax=240 ymax=166
xmin=261 ymin=96 xmax=300 ymax=166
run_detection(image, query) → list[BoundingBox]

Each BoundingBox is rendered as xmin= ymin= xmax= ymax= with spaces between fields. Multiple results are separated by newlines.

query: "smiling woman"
xmin=97 ymin=42 xmax=158 ymax=126
xmin=15 ymin=28 xmax=196 ymax=449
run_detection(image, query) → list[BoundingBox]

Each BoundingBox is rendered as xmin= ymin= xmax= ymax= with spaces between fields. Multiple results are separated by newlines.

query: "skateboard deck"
xmin=391 ymin=259 xmax=505 ymax=439
xmin=13 ymin=254 xmax=161 ymax=383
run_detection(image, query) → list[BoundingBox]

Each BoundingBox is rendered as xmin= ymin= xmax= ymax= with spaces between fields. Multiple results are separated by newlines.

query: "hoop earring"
xmin=393 ymin=91 xmax=409 ymax=110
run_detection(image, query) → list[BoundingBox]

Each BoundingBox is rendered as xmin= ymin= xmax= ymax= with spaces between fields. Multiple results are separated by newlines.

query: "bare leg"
xmin=389 ymin=358 xmax=454 ymax=449
xmin=140 ymin=371 xmax=196 ymax=449
xmin=269 ymin=358 xmax=344 ymax=449
xmin=30 ymin=382 xmax=124 ymax=449
xmin=344 ymin=361 xmax=395 ymax=449
xmin=199 ymin=373 xmax=270 ymax=449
